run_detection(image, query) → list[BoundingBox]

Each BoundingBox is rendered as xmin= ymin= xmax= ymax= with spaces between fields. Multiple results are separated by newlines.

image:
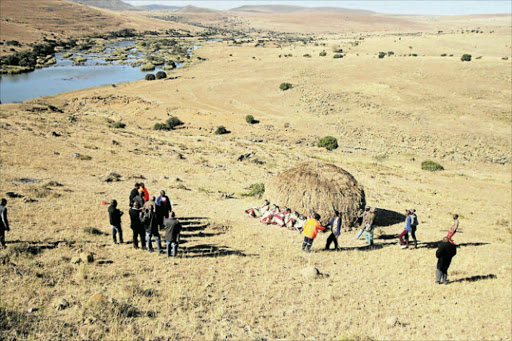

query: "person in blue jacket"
xmin=325 ymin=210 xmax=342 ymax=250
xmin=399 ymin=209 xmax=411 ymax=249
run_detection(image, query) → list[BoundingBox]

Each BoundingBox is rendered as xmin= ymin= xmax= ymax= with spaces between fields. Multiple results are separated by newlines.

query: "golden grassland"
xmin=0 ymin=15 xmax=511 ymax=341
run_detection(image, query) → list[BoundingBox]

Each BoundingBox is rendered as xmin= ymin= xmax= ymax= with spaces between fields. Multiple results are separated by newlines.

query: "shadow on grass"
xmin=419 ymin=241 xmax=490 ymax=249
xmin=451 ymin=274 xmax=497 ymax=283
xmin=377 ymin=233 xmax=399 ymax=240
xmin=323 ymin=242 xmax=396 ymax=252
xmin=375 ymin=208 xmax=406 ymax=227
xmin=180 ymin=244 xmax=256 ymax=258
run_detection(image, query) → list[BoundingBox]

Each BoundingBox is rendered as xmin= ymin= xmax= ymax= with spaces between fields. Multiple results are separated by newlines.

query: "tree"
xmin=317 ymin=136 xmax=338 ymax=151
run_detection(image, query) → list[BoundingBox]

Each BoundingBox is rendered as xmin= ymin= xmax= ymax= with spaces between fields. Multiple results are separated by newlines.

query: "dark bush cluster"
xmin=246 ymin=115 xmax=256 ymax=124
xmin=153 ymin=117 xmax=183 ymax=131
xmin=110 ymin=121 xmax=126 ymax=129
xmin=242 ymin=183 xmax=265 ymax=198
xmin=333 ymin=54 xmax=343 ymax=59
xmin=155 ymin=71 xmax=167 ymax=79
xmin=145 ymin=74 xmax=156 ymax=81
xmin=378 ymin=52 xmax=386 ymax=59
xmin=319 ymin=51 xmax=327 ymax=57
xmin=215 ymin=126 xmax=228 ymax=135
xmin=461 ymin=54 xmax=472 ymax=62
xmin=317 ymin=136 xmax=338 ymax=151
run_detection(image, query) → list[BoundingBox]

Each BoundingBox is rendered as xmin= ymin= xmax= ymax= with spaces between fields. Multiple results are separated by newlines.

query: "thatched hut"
xmin=265 ymin=162 xmax=366 ymax=228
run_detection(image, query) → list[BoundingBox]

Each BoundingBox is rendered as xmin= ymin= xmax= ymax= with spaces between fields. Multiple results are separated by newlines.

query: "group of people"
xmin=107 ymin=183 xmax=182 ymax=257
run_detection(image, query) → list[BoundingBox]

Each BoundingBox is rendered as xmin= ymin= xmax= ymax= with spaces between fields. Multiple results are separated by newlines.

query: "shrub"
xmin=155 ymin=71 xmax=167 ymax=79
xmin=319 ymin=51 xmax=327 ymax=56
xmin=215 ymin=126 xmax=228 ymax=135
xmin=303 ymin=53 xmax=311 ymax=58
xmin=145 ymin=74 xmax=156 ymax=81
xmin=421 ymin=160 xmax=444 ymax=171
xmin=140 ymin=63 xmax=155 ymax=71
xmin=378 ymin=52 xmax=386 ymax=59
xmin=317 ymin=136 xmax=338 ymax=151
xmin=387 ymin=51 xmax=394 ymax=56
xmin=242 ymin=183 xmax=265 ymax=198
xmin=153 ymin=116 xmax=183 ymax=130
xmin=246 ymin=115 xmax=255 ymax=124
xmin=441 ymin=53 xmax=447 ymax=57
xmin=279 ymin=82 xmax=292 ymax=91
xmin=110 ymin=121 xmax=126 ymax=129
xmin=83 ymin=227 xmax=104 ymax=235
xmin=461 ymin=54 xmax=472 ymax=62
xmin=333 ymin=54 xmax=343 ymax=59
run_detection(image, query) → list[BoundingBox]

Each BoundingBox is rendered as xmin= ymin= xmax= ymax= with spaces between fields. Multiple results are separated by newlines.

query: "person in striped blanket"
xmin=245 ymin=200 xmax=270 ymax=218
xmin=272 ymin=208 xmax=291 ymax=227
xmin=260 ymin=204 xmax=279 ymax=224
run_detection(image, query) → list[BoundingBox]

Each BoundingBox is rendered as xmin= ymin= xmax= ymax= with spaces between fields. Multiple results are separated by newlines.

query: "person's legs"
xmin=306 ymin=238 xmax=314 ymax=252
xmin=436 ymin=269 xmax=443 ymax=283
xmin=166 ymin=241 xmax=171 ymax=257
xmin=355 ymin=229 xmax=364 ymax=239
xmin=132 ymin=228 xmax=139 ymax=248
xmin=442 ymin=270 xmax=448 ymax=284
xmin=118 ymin=226 xmax=123 ymax=244
xmin=302 ymin=237 xmax=308 ymax=251
xmin=411 ymin=227 xmax=417 ymax=248
xmin=112 ymin=225 xmax=118 ymax=244
xmin=146 ymin=232 xmax=153 ymax=252
xmin=368 ymin=230 xmax=374 ymax=246
xmin=0 ymin=229 xmax=5 ymax=247
xmin=333 ymin=235 xmax=339 ymax=250
xmin=138 ymin=229 xmax=145 ymax=249
xmin=398 ymin=230 xmax=407 ymax=245
xmin=172 ymin=242 xmax=178 ymax=257
xmin=447 ymin=231 xmax=456 ymax=244
xmin=154 ymin=231 xmax=162 ymax=253
xmin=325 ymin=233 xmax=334 ymax=249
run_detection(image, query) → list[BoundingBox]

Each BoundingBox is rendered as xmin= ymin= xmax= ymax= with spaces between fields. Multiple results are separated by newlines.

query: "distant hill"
xmin=230 ymin=5 xmax=375 ymax=15
xmin=137 ymin=4 xmax=182 ymax=11
xmin=177 ymin=5 xmax=218 ymax=14
xmin=68 ymin=0 xmax=136 ymax=11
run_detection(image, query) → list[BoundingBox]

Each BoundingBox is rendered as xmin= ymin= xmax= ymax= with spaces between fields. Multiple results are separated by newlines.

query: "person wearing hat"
xmin=364 ymin=207 xmax=376 ymax=246
xmin=302 ymin=213 xmax=325 ymax=252
xmin=409 ymin=209 xmax=419 ymax=248
xmin=325 ymin=210 xmax=342 ymax=250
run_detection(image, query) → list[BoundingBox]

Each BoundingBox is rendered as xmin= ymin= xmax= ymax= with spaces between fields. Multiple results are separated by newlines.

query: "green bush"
xmin=333 ymin=54 xmax=343 ymax=59
xmin=145 ymin=74 xmax=156 ymax=81
xmin=461 ymin=54 xmax=472 ymax=62
xmin=242 ymin=183 xmax=265 ymax=198
xmin=303 ymin=53 xmax=311 ymax=58
xmin=110 ymin=121 xmax=126 ymax=129
xmin=378 ymin=52 xmax=386 ymax=59
xmin=155 ymin=71 xmax=167 ymax=79
xmin=421 ymin=160 xmax=444 ymax=171
xmin=153 ymin=116 xmax=183 ymax=130
xmin=317 ymin=136 xmax=338 ymax=151
xmin=246 ymin=115 xmax=255 ymax=124
xmin=279 ymin=82 xmax=292 ymax=91
xmin=319 ymin=51 xmax=327 ymax=57
xmin=215 ymin=126 xmax=228 ymax=135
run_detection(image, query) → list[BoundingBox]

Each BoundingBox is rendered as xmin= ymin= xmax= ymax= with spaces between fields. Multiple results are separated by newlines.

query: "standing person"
xmin=447 ymin=214 xmax=459 ymax=244
xmin=398 ymin=210 xmax=411 ymax=249
xmin=142 ymin=204 xmax=163 ymax=253
xmin=301 ymin=213 xmax=325 ymax=252
xmin=409 ymin=209 xmax=419 ymax=248
xmin=164 ymin=211 xmax=182 ymax=257
xmin=355 ymin=205 xmax=370 ymax=239
xmin=129 ymin=202 xmax=145 ymax=249
xmin=156 ymin=190 xmax=172 ymax=230
xmin=140 ymin=183 xmax=150 ymax=202
xmin=436 ymin=237 xmax=457 ymax=284
xmin=129 ymin=183 xmax=140 ymax=207
xmin=108 ymin=200 xmax=124 ymax=244
xmin=325 ymin=210 xmax=342 ymax=250
xmin=364 ymin=207 xmax=376 ymax=246
xmin=133 ymin=190 xmax=144 ymax=209
xmin=0 ymin=199 xmax=10 ymax=248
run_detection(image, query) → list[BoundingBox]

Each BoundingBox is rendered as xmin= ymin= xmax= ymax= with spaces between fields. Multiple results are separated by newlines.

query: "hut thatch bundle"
xmin=266 ymin=162 xmax=366 ymax=228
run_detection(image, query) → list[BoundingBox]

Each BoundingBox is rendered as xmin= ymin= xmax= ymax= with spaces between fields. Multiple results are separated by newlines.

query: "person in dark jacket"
xmin=164 ymin=211 xmax=182 ymax=257
xmin=142 ymin=204 xmax=162 ymax=253
xmin=436 ymin=237 xmax=457 ymax=284
xmin=0 ymin=198 xmax=10 ymax=248
xmin=129 ymin=202 xmax=145 ymax=249
xmin=108 ymin=200 xmax=124 ymax=244
xmin=325 ymin=210 xmax=341 ymax=250
xmin=129 ymin=183 xmax=140 ymax=207
xmin=156 ymin=190 xmax=172 ymax=229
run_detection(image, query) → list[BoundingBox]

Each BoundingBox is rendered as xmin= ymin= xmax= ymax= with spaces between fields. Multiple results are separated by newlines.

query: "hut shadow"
xmin=180 ymin=244 xmax=256 ymax=258
xmin=327 ymin=242 xmax=396 ymax=252
xmin=375 ymin=208 xmax=406 ymax=227
xmin=450 ymin=274 xmax=497 ymax=283
xmin=419 ymin=241 xmax=490 ymax=249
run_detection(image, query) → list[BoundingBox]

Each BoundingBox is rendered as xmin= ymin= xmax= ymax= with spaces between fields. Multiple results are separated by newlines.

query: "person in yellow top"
xmin=302 ymin=213 xmax=325 ymax=252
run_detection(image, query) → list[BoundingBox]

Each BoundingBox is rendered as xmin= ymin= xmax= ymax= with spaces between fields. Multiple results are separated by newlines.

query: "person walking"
xmin=325 ymin=210 xmax=341 ymax=250
xmin=142 ymin=204 xmax=163 ymax=253
xmin=164 ymin=211 xmax=182 ymax=257
xmin=302 ymin=213 xmax=325 ymax=252
xmin=0 ymin=199 xmax=10 ymax=248
xmin=156 ymin=190 xmax=172 ymax=229
xmin=129 ymin=202 xmax=145 ymax=249
xmin=436 ymin=236 xmax=457 ymax=284
xmin=447 ymin=214 xmax=459 ymax=244
xmin=409 ymin=209 xmax=419 ymax=248
xmin=398 ymin=210 xmax=411 ymax=249
xmin=108 ymin=200 xmax=124 ymax=244
xmin=355 ymin=205 xmax=370 ymax=239
xmin=364 ymin=207 xmax=376 ymax=246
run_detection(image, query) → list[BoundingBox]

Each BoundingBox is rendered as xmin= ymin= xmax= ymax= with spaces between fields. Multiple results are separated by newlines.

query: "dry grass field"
xmin=0 ymin=6 xmax=511 ymax=341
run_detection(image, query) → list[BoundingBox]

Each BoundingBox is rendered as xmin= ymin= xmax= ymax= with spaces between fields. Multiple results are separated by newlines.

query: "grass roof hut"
xmin=266 ymin=162 xmax=366 ymax=228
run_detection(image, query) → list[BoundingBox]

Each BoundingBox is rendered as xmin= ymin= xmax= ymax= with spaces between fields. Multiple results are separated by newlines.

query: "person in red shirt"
xmin=301 ymin=213 xmax=325 ymax=252
xmin=140 ymin=183 xmax=150 ymax=202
